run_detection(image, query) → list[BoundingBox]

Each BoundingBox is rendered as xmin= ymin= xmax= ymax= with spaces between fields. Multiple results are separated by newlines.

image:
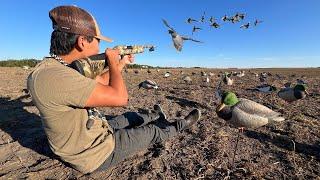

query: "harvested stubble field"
xmin=0 ymin=66 xmax=319 ymax=179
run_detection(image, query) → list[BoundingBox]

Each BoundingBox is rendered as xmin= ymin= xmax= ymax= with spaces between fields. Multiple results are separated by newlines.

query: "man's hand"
xmin=105 ymin=48 xmax=120 ymax=67
xmin=118 ymin=54 xmax=135 ymax=71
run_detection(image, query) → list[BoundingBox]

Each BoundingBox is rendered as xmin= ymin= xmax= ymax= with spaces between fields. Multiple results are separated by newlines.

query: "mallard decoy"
xmin=216 ymin=92 xmax=285 ymax=130
xmin=278 ymin=84 xmax=308 ymax=102
xmin=162 ymin=19 xmax=203 ymax=51
xmin=139 ymin=80 xmax=159 ymax=89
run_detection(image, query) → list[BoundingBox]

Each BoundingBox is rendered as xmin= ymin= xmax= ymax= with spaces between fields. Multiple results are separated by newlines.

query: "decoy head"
xmin=294 ymin=84 xmax=308 ymax=99
xmin=271 ymin=86 xmax=277 ymax=92
xmin=216 ymin=91 xmax=239 ymax=112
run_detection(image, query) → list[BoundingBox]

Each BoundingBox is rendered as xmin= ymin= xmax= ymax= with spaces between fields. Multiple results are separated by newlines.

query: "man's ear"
xmin=75 ymin=36 xmax=86 ymax=52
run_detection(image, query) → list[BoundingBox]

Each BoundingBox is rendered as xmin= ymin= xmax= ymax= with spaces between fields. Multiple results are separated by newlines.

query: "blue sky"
xmin=0 ymin=0 xmax=319 ymax=68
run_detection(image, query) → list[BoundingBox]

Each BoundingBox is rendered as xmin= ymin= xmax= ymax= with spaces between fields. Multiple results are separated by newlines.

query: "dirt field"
xmin=0 ymin=66 xmax=319 ymax=179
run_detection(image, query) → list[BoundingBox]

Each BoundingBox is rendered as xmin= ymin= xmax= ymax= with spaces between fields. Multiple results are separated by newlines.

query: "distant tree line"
xmin=0 ymin=59 xmax=167 ymax=69
xmin=0 ymin=59 xmax=40 ymax=67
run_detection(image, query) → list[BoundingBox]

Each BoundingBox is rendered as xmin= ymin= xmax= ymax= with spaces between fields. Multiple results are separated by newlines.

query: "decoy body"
xmin=139 ymin=80 xmax=159 ymax=89
xmin=254 ymin=84 xmax=277 ymax=93
xmin=278 ymin=84 xmax=308 ymax=102
xmin=216 ymin=92 xmax=285 ymax=129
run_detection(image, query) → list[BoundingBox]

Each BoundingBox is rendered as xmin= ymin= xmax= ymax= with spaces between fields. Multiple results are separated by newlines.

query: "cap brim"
xmin=95 ymin=34 xmax=113 ymax=42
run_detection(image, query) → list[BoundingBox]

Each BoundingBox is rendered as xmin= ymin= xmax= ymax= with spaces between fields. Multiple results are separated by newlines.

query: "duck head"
xmin=216 ymin=92 xmax=239 ymax=120
xmin=294 ymin=84 xmax=308 ymax=99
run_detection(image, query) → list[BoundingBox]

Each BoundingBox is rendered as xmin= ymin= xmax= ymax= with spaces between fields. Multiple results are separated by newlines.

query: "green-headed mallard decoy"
xmin=216 ymin=91 xmax=285 ymax=131
xmin=278 ymin=84 xmax=308 ymax=102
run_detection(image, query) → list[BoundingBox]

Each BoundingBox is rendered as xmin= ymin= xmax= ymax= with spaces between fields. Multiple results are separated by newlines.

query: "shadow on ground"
xmin=0 ymin=96 xmax=55 ymax=159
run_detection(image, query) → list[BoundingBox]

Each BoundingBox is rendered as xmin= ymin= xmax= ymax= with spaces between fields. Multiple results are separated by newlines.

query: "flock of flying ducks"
xmin=163 ymin=11 xmax=263 ymax=51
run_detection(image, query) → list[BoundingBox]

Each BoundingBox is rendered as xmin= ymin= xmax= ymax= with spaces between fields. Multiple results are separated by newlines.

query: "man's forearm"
xmin=95 ymin=65 xmax=125 ymax=85
xmin=108 ymin=63 xmax=128 ymax=100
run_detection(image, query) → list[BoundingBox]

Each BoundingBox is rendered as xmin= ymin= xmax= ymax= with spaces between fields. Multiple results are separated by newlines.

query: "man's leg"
xmin=107 ymin=112 xmax=159 ymax=130
xmin=96 ymin=109 xmax=201 ymax=172
xmin=107 ymin=105 xmax=166 ymax=130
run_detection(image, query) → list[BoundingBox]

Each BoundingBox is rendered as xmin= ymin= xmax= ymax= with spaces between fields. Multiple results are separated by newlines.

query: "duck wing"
xmin=162 ymin=19 xmax=175 ymax=32
xmin=231 ymin=106 xmax=269 ymax=128
xmin=237 ymin=98 xmax=282 ymax=118
xmin=181 ymin=36 xmax=204 ymax=43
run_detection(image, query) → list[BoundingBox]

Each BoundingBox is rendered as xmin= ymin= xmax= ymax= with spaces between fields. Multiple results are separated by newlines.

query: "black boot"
xmin=177 ymin=109 xmax=201 ymax=131
xmin=152 ymin=104 xmax=174 ymax=129
xmin=153 ymin=104 xmax=167 ymax=120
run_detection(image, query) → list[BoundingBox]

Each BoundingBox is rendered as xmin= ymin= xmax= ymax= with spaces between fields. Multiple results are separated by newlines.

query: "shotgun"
xmin=69 ymin=45 xmax=155 ymax=79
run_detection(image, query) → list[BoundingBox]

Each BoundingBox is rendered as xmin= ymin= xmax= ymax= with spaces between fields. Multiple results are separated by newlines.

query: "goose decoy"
xmin=162 ymin=19 xmax=203 ymax=51
xmin=164 ymin=72 xmax=170 ymax=78
xmin=216 ymin=91 xmax=285 ymax=130
xmin=203 ymin=76 xmax=210 ymax=83
xmin=223 ymin=73 xmax=233 ymax=85
xmin=236 ymin=71 xmax=245 ymax=77
xmin=183 ymin=76 xmax=192 ymax=83
xmin=139 ymin=80 xmax=159 ymax=89
xmin=254 ymin=84 xmax=277 ymax=93
xmin=240 ymin=23 xmax=250 ymax=29
xmin=278 ymin=84 xmax=308 ymax=102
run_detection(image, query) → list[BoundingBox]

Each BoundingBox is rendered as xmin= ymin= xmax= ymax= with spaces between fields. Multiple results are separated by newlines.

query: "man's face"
xmin=85 ymin=37 xmax=100 ymax=57
xmin=78 ymin=36 xmax=100 ymax=57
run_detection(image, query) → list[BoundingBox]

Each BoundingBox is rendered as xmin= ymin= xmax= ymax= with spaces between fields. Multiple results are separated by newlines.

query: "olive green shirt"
xmin=27 ymin=57 xmax=115 ymax=173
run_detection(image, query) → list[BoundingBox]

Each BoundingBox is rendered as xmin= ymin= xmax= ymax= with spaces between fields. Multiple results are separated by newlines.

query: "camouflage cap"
xmin=49 ymin=5 xmax=113 ymax=42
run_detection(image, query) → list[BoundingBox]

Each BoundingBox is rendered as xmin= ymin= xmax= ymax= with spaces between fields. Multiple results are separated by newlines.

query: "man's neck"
xmin=58 ymin=51 xmax=86 ymax=64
